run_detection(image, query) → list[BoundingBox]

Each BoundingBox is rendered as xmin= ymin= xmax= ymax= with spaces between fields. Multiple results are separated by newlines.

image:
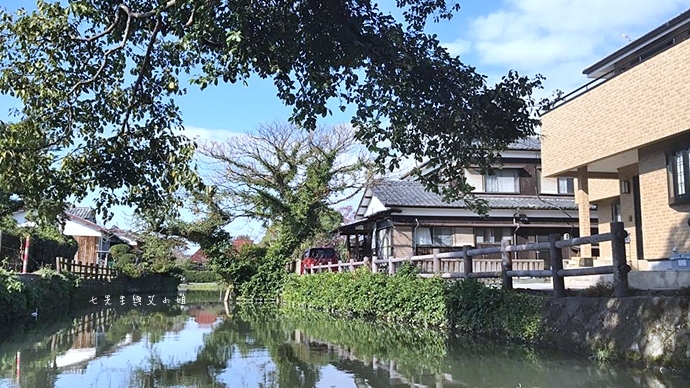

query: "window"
xmin=377 ymin=228 xmax=391 ymax=258
xmin=484 ymin=169 xmax=519 ymax=193
xmin=557 ymin=178 xmax=574 ymax=194
xmin=474 ymin=228 xmax=513 ymax=244
xmin=611 ymin=200 xmax=622 ymax=222
xmin=415 ymin=227 xmax=453 ymax=247
xmin=668 ymin=149 xmax=690 ymax=205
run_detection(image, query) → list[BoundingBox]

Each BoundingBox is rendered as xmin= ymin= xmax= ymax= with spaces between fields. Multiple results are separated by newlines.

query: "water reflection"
xmin=0 ymin=293 xmax=687 ymax=388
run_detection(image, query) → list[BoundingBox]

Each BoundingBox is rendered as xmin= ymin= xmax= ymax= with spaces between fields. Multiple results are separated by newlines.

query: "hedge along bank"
xmin=281 ymin=269 xmax=690 ymax=368
xmin=0 ymin=267 xmax=181 ymax=325
xmin=281 ymin=266 xmax=543 ymax=339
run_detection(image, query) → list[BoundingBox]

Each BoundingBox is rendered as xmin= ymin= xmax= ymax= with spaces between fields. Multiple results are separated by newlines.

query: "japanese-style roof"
xmin=370 ymin=180 xmax=581 ymax=210
xmin=65 ymin=207 xmax=97 ymax=222
xmin=506 ymin=136 xmax=540 ymax=151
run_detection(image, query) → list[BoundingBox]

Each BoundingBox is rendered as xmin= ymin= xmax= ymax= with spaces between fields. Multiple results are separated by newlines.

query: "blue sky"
xmin=1 ymin=0 xmax=689 ymax=244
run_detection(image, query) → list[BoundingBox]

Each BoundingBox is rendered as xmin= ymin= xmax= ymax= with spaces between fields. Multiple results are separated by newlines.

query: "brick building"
xmin=541 ymin=9 xmax=690 ymax=270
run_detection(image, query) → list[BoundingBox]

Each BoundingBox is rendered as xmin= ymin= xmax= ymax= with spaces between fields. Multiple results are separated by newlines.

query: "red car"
xmin=300 ymin=247 xmax=339 ymax=274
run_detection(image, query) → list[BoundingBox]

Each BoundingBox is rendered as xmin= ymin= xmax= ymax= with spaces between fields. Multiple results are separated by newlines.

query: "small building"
xmin=541 ymin=8 xmax=690 ymax=270
xmin=189 ymin=248 xmax=208 ymax=267
xmin=339 ymin=138 xmax=597 ymax=268
xmin=62 ymin=207 xmax=138 ymax=265
xmin=13 ymin=207 xmax=138 ymax=265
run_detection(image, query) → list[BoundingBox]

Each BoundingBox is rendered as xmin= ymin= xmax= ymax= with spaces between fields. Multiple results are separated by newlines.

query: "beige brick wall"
xmin=541 ymin=38 xmax=690 ymax=177
xmin=392 ymin=226 xmax=413 ymax=258
xmin=595 ymin=198 xmax=614 ymax=260
xmin=619 ymin=164 xmax=639 ymax=266
xmin=638 ymin=145 xmax=690 ymax=261
xmin=589 ymin=178 xmax=619 ymax=202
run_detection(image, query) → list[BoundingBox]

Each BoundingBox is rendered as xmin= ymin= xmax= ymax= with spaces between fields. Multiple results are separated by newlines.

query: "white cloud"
xmin=441 ymin=38 xmax=472 ymax=57
xmin=462 ymin=0 xmax=688 ymax=94
xmin=177 ymin=125 xmax=245 ymax=142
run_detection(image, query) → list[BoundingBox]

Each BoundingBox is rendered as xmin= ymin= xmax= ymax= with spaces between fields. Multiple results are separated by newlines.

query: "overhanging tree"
xmin=0 ymin=0 xmax=543 ymax=222
xmin=155 ymin=122 xmax=376 ymax=299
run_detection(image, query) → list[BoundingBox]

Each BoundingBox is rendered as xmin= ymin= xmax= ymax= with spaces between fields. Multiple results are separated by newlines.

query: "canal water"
xmin=0 ymin=291 xmax=687 ymax=388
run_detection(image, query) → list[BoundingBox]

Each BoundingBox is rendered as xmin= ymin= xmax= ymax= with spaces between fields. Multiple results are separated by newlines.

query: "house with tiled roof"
xmin=13 ymin=206 xmax=139 ymax=265
xmin=339 ymin=137 xmax=599 ymax=268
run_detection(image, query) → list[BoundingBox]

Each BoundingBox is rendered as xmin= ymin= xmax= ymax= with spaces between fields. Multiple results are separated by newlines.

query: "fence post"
xmin=349 ymin=258 xmax=355 ymax=272
xmin=388 ymin=257 xmax=395 ymax=275
xmin=432 ymin=249 xmax=441 ymax=274
xmin=371 ymin=256 xmax=378 ymax=273
xmin=500 ymin=240 xmax=513 ymax=290
xmin=549 ymin=233 xmax=565 ymax=298
xmin=295 ymin=259 xmax=302 ymax=275
xmin=462 ymin=245 xmax=472 ymax=279
xmin=55 ymin=257 xmax=62 ymax=274
xmin=611 ymin=221 xmax=631 ymax=297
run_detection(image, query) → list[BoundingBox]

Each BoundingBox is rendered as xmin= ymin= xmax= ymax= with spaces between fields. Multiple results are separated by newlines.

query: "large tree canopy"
xmin=0 ymin=0 xmax=543 ymax=220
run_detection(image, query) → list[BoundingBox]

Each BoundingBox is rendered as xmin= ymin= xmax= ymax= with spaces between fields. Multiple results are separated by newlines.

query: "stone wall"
xmin=542 ymin=296 xmax=690 ymax=368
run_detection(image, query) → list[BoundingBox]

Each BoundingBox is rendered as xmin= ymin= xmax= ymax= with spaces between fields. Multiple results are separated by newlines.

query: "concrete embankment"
xmin=541 ymin=296 xmax=690 ymax=368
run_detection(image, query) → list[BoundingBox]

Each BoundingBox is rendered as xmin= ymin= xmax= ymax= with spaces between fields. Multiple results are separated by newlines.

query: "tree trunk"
xmin=224 ymin=283 xmax=234 ymax=303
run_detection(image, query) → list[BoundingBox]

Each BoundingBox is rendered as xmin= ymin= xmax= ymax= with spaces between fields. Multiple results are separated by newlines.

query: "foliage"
xmin=0 ymin=0 xmax=541 ymax=223
xmin=182 ymin=270 xmax=221 ymax=284
xmin=138 ymin=233 xmax=186 ymax=275
xmin=445 ymin=280 xmax=545 ymax=342
xmin=146 ymin=122 xmax=371 ymax=299
xmin=0 ymin=265 xmax=80 ymax=322
xmin=275 ymin=307 xmax=449 ymax=375
xmin=282 ymin=268 xmax=448 ymax=327
xmin=0 ymin=226 xmax=77 ymax=272
xmin=109 ymin=233 xmax=184 ymax=278
xmin=283 ymin=273 xmax=546 ymax=342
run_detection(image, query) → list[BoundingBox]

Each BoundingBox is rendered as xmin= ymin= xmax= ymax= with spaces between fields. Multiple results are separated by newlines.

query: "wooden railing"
xmin=297 ymin=222 xmax=631 ymax=298
xmin=55 ymin=256 xmax=119 ymax=281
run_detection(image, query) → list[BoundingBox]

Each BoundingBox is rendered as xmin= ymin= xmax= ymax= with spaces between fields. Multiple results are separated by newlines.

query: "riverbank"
xmin=282 ymin=270 xmax=690 ymax=369
xmin=0 ymin=269 xmax=180 ymax=325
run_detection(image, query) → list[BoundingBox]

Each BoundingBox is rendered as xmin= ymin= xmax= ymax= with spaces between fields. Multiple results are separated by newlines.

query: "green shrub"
xmin=282 ymin=273 xmax=545 ymax=341
xmin=281 ymin=267 xmax=447 ymax=327
xmin=182 ymin=270 xmax=221 ymax=283
xmin=445 ymin=279 xmax=544 ymax=341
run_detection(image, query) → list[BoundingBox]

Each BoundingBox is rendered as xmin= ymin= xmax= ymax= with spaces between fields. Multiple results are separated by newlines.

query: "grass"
xmin=178 ymin=282 xmax=224 ymax=291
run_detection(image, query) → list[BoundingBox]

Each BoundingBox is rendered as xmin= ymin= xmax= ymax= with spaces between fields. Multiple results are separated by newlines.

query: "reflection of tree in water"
xmin=127 ymin=305 xmax=320 ymax=388
xmin=0 ymin=306 xmax=186 ymax=388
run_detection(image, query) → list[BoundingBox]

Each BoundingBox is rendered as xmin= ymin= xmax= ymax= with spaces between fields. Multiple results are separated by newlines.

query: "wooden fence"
xmin=55 ymin=257 xmax=119 ymax=281
xmin=298 ymin=222 xmax=631 ymax=298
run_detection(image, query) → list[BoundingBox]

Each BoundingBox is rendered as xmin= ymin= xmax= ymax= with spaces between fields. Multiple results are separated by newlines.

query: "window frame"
xmin=415 ymin=227 xmax=454 ymax=247
xmin=667 ymin=148 xmax=690 ymax=205
xmin=483 ymin=169 xmax=520 ymax=194
xmin=557 ymin=177 xmax=575 ymax=195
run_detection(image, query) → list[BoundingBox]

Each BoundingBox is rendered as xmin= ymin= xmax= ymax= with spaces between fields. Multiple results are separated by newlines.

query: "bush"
xmin=282 ymin=272 xmax=546 ymax=341
xmin=0 ymin=265 xmax=81 ymax=322
xmin=445 ymin=280 xmax=544 ymax=341
xmin=182 ymin=270 xmax=221 ymax=283
xmin=281 ymin=267 xmax=447 ymax=327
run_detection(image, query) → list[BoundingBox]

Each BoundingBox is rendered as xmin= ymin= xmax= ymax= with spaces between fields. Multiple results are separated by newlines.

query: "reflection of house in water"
xmin=48 ymin=309 xmax=136 ymax=373
xmin=188 ymin=306 xmax=219 ymax=328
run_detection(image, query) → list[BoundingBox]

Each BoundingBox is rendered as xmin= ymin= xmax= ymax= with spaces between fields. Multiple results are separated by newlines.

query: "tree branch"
xmin=68 ymin=10 xmax=133 ymax=95
xmin=121 ymin=15 xmax=162 ymax=132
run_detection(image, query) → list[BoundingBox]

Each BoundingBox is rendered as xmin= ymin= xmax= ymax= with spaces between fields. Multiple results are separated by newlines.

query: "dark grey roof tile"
xmin=370 ymin=180 xmax=583 ymax=210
